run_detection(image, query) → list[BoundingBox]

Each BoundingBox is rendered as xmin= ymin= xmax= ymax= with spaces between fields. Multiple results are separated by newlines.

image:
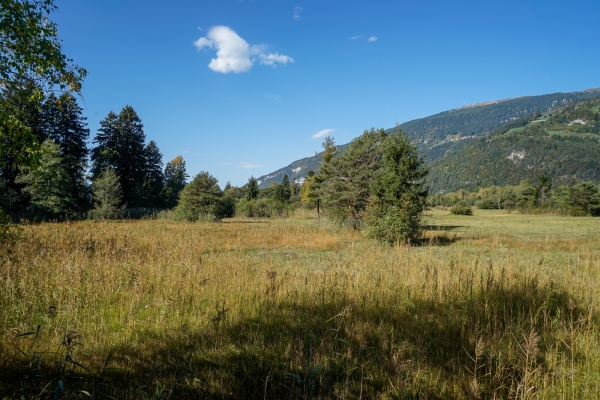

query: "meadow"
xmin=1 ymin=209 xmax=599 ymax=399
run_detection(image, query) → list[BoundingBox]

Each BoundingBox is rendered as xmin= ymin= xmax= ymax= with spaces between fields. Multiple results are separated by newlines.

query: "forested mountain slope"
xmin=427 ymin=99 xmax=600 ymax=193
xmin=257 ymin=88 xmax=600 ymax=188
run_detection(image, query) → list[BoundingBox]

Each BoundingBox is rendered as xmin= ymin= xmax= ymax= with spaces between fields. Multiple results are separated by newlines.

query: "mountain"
xmin=256 ymin=88 xmax=600 ymax=188
xmin=427 ymin=98 xmax=600 ymax=192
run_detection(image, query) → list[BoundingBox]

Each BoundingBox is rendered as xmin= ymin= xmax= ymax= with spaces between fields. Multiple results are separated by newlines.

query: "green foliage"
xmin=300 ymin=170 xmax=318 ymax=207
xmin=365 ymin=129 xmax=429 ymax=244
xmin=235 ymin=197 xmax=290 ymax=218
xmin=174 ymin=171 xmax=223 ymax=221
xmin=554 ymin=183 xmax=600 ymax=216
xmin=161 ymin=155 xmax=188 ymax=208
xmin=245 ymin=176 xmax=259 ymax=200
xmin=317 ymin=128 xmax=388 ymax=228
xmin=450 ymin=201 xmax=473 ymax=215
xmin=432 ymin=179 xmax=600 ymax=217
xmin=139 ymin=140 xmax=164 ymax=207
xmin=90 ymin=168 xmax=123 ymax=219
xmin=15 ymin=139 xmax=74 ymax=219
xmin=0 ymin=0 xmax=86 ymax=93
xmin=43 ymin=92 xmax=90 ymax=211
xmin=274 ymin=174 xmax=292 ymax=203
xmin=91 ymin=106 xmax=166 ymax=209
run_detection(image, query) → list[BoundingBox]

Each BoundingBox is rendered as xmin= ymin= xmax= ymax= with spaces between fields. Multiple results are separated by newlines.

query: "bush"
xmin=450 ymin=201 xmax=473 ymax=215
xmin=174 ymin=171 xmax=224 ymax=221
xmin=236 ymin=198 xmax=290 ymax=218
xmin=476 ymin=199 xmax=497 ymax=209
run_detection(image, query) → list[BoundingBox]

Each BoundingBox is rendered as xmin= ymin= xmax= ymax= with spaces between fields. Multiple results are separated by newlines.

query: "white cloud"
xmin=293 ymin=6 xmax=303 ymax=21
xmin=239 ymin=161 xmax=264 ymax=169
xmin=312 ymin=128 xmax=335 ymax=139
xmin=193 ymin=36 xmax=213 ymax=49
xmin=194 ymin=26 xmax=293 ymax=73
xmin=260 ymin=52 xmax=294 ymax=66
xmin=368 ymin=35 xmax=378 ymax=42
xmin=350 ymin=35 xmax=362 ymax=40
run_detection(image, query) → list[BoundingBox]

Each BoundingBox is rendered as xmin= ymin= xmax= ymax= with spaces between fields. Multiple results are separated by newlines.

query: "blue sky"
xmin=53 ymin=0 xmax=600 ymax=187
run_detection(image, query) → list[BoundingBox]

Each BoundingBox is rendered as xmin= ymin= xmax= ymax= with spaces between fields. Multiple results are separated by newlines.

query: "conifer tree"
xmin=365 ymin=129 xmax=428 ymax=244
xmin=43 ymin=93 xmax=89 ymax=210
xmin=16 ymin=139 xmax=74 ymax=219
xmin=275 ymin=174 xmax=292 ymax=202
xmin=317 ymin=128 xmax=388 ymax=228
xmin=162 ymin=155 xmax=188 ymax=208
xmin=90 ymin=105 xmax=148 ymax=207
xmin=246 ymin=176 xmax=259 ymax=200
xmin=141 ymin=140 xmax=164 ymax=207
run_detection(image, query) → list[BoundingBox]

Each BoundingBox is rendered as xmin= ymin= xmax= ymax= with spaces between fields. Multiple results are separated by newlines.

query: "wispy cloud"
xmin=350 ymin=35 xmax=362 ymax=40
xmin=260 ymin=52 xmax=294 ymax=66
xmin=239 ymin=161 xmax=264 ymax=169
xmin=193 ymin=26 xmax=293 ymax=73
xmin=368 ymin=35 xmax=378 ymax=42
xmin=293 ymin=6 xmax=303 ymax=21
xmin=265 ymin=94 xmax=282 ymax=103
xmin=312 ymin=128 xmax=335 ymax=139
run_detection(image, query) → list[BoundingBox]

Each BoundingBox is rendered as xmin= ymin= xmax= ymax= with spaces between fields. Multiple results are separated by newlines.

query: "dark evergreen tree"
xmin=162 ymin=155 xmax=188 ymax=208
xmin=365 ymin=129 xmax=429 ymax=244
xmin=245 ymin=176 xmax=259 ymax=200
xmin=275 ymin=174 xmax=292 ymax=203
xmin=90 ymin=111 xmax=119 ymax=180
xmin=90 ymin=105 xmax=147 ymax=207
xmin=140 ymin=140 xmax=164 ymax=207
xmin=44 ymin=93 xmax=90 ymax=211
xmin=317 ymin=128 xmax=388 ymax=228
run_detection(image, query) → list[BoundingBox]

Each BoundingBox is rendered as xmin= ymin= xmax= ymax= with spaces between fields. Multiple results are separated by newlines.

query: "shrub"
xmin=174 ymin=171 xmax=224 ymax=221
xmin=450 ymin=201 xmax=473 ymax=215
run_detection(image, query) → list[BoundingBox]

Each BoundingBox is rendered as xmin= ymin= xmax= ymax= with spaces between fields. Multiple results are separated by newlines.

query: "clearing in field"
xmin=1 ymin=210 xmax=599 ymax=399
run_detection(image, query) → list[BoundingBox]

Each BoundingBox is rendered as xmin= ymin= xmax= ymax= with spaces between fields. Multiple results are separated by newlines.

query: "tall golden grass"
xmin=1 ymin=210 xmax=599 ymax=398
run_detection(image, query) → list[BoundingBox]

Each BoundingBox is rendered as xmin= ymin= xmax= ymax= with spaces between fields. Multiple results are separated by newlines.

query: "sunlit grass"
xmin=1 ymin=210 xmax=599 ymax=398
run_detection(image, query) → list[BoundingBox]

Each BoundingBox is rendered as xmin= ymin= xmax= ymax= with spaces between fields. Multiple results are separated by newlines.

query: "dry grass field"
xmin=1 ymin=209 xmax=599 ymax=399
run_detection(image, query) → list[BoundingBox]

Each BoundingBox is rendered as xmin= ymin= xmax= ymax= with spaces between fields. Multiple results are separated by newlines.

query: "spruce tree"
xmin=90 ymin=105 xmax=147 ymax=207
xmin=246 ymin=176 xmax=259 ymax=200
xmin=141 ymin=140 xmax=164 ymax=207
xmin=162 ymin=155 xmax=188 ymax=208
xmin=16 ymin=139 xmax=74 ymax=219
xmin=44 ymin=93 xmax=90 ymax=211
xmin=317 ymin=128 xmax=388 ymax=228
xmin=365 ymin=129 xmax=428 ymax=244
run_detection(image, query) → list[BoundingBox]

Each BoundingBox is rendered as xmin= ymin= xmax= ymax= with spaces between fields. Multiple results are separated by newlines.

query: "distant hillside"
xmin=256 ymin=87 xmax=600 ymax=188
xmin=427 ymin=98 xmax=600 ymax=192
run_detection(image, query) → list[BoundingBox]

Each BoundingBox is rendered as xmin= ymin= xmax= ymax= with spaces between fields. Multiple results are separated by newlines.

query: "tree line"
xmin=0 ymin=80 xmax=189 ymax=220
xmin=430 ymin=176 xmax=600 ymax=216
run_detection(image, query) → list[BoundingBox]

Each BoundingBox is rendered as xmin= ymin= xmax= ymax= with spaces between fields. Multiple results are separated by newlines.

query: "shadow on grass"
xmin=1 ymin=277 xmax=590 ymax=399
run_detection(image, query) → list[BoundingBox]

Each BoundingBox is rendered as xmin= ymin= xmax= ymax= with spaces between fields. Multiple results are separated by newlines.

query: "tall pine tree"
xmin=162 ymin=155 xmax=188 ymax=208
xmin=43 ymin=93 xmax=89 ymax=211
xmin=141 ymin=140 xmax=164 ymax=207
xmin=91 ymin=105 xmax=148 ymax=207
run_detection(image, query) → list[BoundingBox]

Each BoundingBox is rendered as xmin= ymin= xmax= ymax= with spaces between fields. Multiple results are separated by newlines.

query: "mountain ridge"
xmin=256 ymin=87 xmax=600 ymax=189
